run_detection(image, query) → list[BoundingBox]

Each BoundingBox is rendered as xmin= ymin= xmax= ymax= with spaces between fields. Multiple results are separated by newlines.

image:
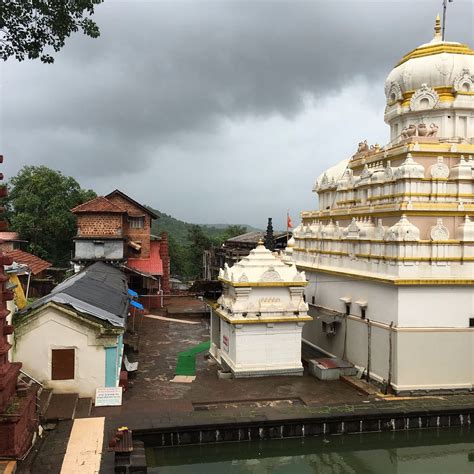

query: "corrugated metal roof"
xmin=23 ymin=262 xmax=128 ymax=327
xmin=5 ymin=249 xmax=52 ymax=275
xmin=226 ymin=231 xmax=288 ymax=244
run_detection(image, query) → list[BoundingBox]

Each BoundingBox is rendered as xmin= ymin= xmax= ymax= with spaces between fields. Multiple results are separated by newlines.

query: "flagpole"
xmin=442 ymin=0 xmax=453 ymax=41
xmin=286 ymin=209 xmax=289 ymax=245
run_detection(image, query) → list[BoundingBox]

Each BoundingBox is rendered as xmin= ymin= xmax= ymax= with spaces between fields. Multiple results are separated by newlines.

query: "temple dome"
xmin=315 ymin=158 xmax=349 ymax=190
xmin=384 ymin=16 xmax=474 ymax=100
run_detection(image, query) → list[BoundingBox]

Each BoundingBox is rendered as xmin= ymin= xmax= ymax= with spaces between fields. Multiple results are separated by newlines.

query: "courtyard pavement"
xmin=18 ymin=297 xmax=474 ymax=473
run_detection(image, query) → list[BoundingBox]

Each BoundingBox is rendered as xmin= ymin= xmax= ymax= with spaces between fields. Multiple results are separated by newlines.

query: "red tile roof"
xmin=127 ymin=241 xmax=163 ymax=276
xmin=105 ymin=190 xmax=159 ymax=219
xmin=71 ymin=196 xmax=126 ymax=214
xmin=5 ymin=249 xmax=52 ymax=275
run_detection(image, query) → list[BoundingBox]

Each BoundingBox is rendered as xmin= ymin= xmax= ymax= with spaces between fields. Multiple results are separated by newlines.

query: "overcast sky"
xmin=1 ymin=0 xmax=473 ymax=229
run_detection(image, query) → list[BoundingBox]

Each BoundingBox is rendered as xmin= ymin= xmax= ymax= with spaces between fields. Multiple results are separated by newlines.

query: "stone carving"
xmin=430 ymin=218 xmax=449 ymax=241
xmin=401 ymin=124 xmax=417 ymax=139
xmin=401 ymin=123 xmax=438 ymax=139
xmin=427 ymin=123 xmax=439 ymax=137
xmin=386 ymin=81 xmax=403 ymax=103
xmin=410 ymin=84 xmax=439 ymax=111
xmin=260 ymin=266 xmax=283 ymax=282
xmin=430 ymin=156 xmax=449 ymax=179
xmin=453 ymin=69 xmax=474 ymax=93
xmin=320 ymin=173 xmax=329 ymax=188
xmin=238 ymin=273 xmax=249 ymax=283
xmin=347 ymin=217 xmax=361 ymax=238
xmin=385 ymin=215 xmax=420 ymax=241
xmin=384 ymin=161 xmax=394 ymax=180
xmin=417 ymin=123 xmax=428 ymax=136
xmin=360 ymin=164 xmax=372 ymax=180
xmin=374 ymin=219 xmax=385 ymax=240
xmin=357 ymin=140 xmax=369 ymax=153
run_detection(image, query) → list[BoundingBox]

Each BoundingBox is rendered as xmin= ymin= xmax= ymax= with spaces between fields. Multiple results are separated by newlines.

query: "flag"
xmin=287 ymin=213 xmax=293 ymax=229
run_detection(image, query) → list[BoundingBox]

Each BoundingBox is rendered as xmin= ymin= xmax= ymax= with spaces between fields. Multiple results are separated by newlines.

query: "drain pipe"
xmin=386 ymin=321 xmax=394 ymax=394
xmin=366 ymin=319 xmax=371 ymax=383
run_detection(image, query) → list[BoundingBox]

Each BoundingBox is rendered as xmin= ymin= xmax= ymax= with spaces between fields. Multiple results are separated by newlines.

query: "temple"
xmin=210 ymin=241 xmax=311 ymax=377
xmin=292 ymin=17 xmax=474 ymax=394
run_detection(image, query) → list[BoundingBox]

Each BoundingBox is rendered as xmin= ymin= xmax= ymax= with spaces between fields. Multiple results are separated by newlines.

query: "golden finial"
xmin=434 ymin=14 xmax=442 ymax=39
xmin=257 ymin=238 xmax=264 ymax=246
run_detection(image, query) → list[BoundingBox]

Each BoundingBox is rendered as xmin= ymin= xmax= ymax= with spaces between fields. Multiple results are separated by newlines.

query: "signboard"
xmin=95 ymin=387 xmax=123 ymax=407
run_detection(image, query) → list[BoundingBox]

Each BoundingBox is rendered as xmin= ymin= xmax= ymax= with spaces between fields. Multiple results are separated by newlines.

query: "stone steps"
xmin=43 ymin=393 xmax=79 ymax=422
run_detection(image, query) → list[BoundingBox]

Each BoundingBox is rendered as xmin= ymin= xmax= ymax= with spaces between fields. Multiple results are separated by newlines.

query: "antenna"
xmin=442 ymin=0 xmax=454 ymax=41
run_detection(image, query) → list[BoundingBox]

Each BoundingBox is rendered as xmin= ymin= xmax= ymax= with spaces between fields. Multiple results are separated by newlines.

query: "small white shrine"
xmin=210 ymin=241 xmax=311 ymax=377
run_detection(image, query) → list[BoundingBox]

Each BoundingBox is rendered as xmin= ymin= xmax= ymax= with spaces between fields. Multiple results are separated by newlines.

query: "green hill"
xmin=147 ymin=208 xmax=256 ymax=278
xmin=149 ymin=208 xmax=257 ymax=245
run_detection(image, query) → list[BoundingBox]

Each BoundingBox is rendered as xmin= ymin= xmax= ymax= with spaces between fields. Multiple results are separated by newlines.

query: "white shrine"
xmin=292 ymin=17 xmax=474 ymax=394
xmin=210 ymin=241 xmax=311 ymax=377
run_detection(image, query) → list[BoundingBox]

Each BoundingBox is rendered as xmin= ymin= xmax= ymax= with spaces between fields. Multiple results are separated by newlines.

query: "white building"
xmin=210 ymin=241 xmax=311 ymax=377
xmin=13 ymin=262 xmax=128 ymax=398
xmin=292 ymin=17 xmax=474 ymax=394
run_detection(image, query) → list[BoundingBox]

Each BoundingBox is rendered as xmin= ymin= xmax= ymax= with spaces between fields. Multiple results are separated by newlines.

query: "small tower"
xmin=264 ymin=217 xmax=275 ymax=251
xmin=210 ymin=241 xmax=311 ymax=377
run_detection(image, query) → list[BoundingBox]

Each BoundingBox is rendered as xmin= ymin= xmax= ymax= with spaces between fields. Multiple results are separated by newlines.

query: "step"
xmin=341 ymin=375 xmax=381 ymax=396
xmin=43 ymin=393 xmax=79 ymax=422
xmin=38 ymin=388 xmax=53 ymax=417
xmin=75 ymin=398 xmax=93 ymax=418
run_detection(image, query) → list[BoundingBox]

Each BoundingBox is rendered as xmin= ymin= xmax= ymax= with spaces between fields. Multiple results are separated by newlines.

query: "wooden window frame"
xmin=51 ymin=348 xmax=75 ymax=381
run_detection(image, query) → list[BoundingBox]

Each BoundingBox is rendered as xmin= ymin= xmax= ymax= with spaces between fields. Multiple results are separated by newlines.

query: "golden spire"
xmin=434 ymin=13 xmax=442 ymax=40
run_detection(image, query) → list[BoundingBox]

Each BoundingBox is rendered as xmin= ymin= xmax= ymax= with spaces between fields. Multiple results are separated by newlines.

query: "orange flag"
xmin=287 ymin=213 xmax=293 ymax=229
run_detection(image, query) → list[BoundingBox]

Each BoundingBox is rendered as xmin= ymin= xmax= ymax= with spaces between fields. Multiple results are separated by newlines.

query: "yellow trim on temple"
xmin=295 ymin=264 xmax=474 ymax=286
xmin=395 ymin=43 xmax=474 ymax=67
xmin=213 ymin=307 xmax=312 ymax=325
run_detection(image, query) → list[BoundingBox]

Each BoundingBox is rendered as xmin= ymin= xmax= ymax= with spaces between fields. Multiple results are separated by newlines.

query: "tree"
xmin=220 ymin=225 xmax=247 ymax=242
xmin=5 ymin=165 xmax=96 ymax=265
xmin=186 ymin=225 xmax=213 ymax=279
xmin=1 ymin=1 xmax=103 ymax=64
xmin=264 ymin=217 xmax=275 ymax=251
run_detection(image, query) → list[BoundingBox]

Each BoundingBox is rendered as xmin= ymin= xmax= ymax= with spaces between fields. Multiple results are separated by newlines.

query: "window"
xmin=51 ymin=349 xmax=75 ymax=380
xmin=361 ymin=308 xmax=366 ymax=320
xmin=128 ymin=216 xmax=145 ymax=229
xmin=469 ymin=318 xmax=474 ymax=328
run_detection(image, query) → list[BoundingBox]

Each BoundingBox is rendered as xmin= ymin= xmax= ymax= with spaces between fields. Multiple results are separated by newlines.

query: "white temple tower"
xmin=210 ymin=241 xmax=311 ymax=377
xmin=292 ymin=17 xmax=474 ymax=394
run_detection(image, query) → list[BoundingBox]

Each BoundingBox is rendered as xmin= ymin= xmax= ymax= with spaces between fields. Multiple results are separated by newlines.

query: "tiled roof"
xmin=71 ymin=196 xmax=126 ymax=214
xmin=5 ymin=249 xmax=52 ymax=275
xmin=105 ymin=190 xmax=159 ymax=219
xmin=127 ymin=241 xmax=163 ymax=276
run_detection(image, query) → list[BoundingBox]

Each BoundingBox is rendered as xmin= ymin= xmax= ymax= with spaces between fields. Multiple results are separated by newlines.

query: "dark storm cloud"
xmin=1 ymin=0 xmax=473 ymax=224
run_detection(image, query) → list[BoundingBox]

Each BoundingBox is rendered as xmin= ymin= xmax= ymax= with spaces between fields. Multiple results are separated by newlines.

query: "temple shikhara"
xmin=292 ymin=17 xmax=474 ymax=393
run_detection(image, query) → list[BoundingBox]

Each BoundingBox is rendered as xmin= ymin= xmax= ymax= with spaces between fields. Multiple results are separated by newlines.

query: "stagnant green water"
xmin=146 ymin=427 xmax=474 ymax=473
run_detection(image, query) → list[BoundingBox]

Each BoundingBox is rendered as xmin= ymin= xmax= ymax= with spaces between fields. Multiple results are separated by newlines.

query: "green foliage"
xmin=220 ymin=224 xmax=247 ymax=242
xmin=6 ymin=165 xmax=96 ymax=266
xmin=1 ymin=0 xmax=103 ymax=63
xmin=149 ymin=209 xmax=252 ymax=279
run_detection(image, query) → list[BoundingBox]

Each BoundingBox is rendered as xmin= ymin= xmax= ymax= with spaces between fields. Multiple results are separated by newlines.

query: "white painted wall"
xmin=13 ymin=306 xmax=115 ymax=398
xmin=218 ymin=321 xmax=304 ymax=376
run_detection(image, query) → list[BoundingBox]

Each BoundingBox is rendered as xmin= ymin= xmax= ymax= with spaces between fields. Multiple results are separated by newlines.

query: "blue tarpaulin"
xmin=130 ymin=300 xmax=144 ymax=310
xmin=128 ymin=288 xmax=139 ymax=298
